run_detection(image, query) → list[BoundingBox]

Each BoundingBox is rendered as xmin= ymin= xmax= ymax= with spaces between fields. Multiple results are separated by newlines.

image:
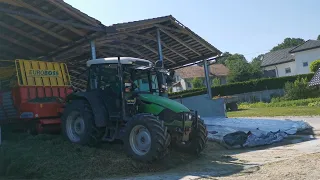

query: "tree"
xmin=191 ymin=77 xmax=204 ymax=89
xmin=212 ymin=77 xmax=220 ymax=87
xmin=310 ymin=59 xmax=320 ymax=72
xmin=249 ymin=54 xmax=263 ymax=79
xmin=318 ymin=35 xmax=320 ymax=41
xmin=284 ymin=77 xmax=317 ymax=100
xmin=225 ymin=54 xmax=253 ymax=83
xmin=271 ymin=38 xmax=305 ymax=51
xmin=216 ymin=52 xmax=232 ymax=65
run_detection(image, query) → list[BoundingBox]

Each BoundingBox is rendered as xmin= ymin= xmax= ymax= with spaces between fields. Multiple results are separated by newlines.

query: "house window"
xmin=303 ymin=62 xmax=308 ymax=67
xmin=285 ymin=67 xmax=291 ymax=74
xmin=187 ymin=82 xmax=192 ymax=88
xmin=176 ymin=75 xmax=181 ymax=81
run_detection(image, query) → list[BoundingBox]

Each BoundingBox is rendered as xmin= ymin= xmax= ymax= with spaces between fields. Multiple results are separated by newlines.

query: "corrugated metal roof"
xmin=290 ymin=40 xmax=320 ymax=53
xmin=309 ymin=68 xmax=320 ymax=86
xmin=261 ymin=47 xmax=295 ymax=67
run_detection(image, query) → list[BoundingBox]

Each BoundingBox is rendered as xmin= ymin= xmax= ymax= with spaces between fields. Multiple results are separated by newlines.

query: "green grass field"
xmin=228 ymin=106 xmax=320 ymax=117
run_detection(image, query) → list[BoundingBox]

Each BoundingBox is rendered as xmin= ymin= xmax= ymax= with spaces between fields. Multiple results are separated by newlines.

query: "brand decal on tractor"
xmin=28 ymin=69 xmax=59 ymax=77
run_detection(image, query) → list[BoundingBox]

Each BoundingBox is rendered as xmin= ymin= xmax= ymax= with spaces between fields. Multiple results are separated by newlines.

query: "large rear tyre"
xmin=172 ymin=118 xmax=208 ymax=155
xmin=61 ymin=99 xmax=102 ymax=146
xmin=123 ymin=114 xmax=170 ymax=162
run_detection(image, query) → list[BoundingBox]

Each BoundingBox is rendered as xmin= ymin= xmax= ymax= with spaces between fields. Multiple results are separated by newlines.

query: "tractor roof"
xmin=86 ymin=57 xmax=153 ymax=68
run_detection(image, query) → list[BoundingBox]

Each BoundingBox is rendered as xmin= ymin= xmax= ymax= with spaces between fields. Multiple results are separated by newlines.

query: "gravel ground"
xmin=216 ymin=152 xmax=320 ymax=180
xmin=107 ymin=116 xmax=320 ymax=180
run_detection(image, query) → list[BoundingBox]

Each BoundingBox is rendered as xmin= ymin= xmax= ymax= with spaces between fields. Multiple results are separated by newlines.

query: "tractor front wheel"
xmin=172 ymin=118 xmax=208 ymax=155
xmin=123 ymin=114 xmax=170 ymax=162
xmin=61 ymin=99 xmax=102 ymax=146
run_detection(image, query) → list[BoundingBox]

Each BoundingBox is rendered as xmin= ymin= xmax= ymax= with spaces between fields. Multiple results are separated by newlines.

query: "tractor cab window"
xmin=99 ymin=64 xmax=119 ymax=93
xmin=151 ymin=73 xmax=159 ymax=94
xmin=88 ymin=64 xmax=119 ymax=92
xmin=132 ymin=69 xmax=160 ymax=95
xmin=133 ymin=70 xmax=150 ymax=92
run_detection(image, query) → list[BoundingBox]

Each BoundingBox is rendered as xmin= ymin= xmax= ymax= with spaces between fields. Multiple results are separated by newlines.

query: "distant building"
xmin=261 ymin=40 xmax=320 ymax=77
xmin=172 ymin=64 xmax=229 ymax=92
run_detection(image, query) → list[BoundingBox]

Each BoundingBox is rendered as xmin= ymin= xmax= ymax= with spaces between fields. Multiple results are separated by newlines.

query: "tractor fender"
xmin=66 ymin=91 xmax=109 ymax=127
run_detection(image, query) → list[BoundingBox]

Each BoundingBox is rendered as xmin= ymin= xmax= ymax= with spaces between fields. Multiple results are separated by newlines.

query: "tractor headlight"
xmin=184 ymin=113 xmax=192 ymax=120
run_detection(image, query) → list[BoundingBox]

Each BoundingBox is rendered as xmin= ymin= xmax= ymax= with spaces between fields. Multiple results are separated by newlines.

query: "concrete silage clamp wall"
xmin=173 ymin=94 xmax=226 ymax=118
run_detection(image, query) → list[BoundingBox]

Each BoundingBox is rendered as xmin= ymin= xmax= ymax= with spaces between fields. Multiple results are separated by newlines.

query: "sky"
xmin=65 ymin=0 xmax=320 ymax=61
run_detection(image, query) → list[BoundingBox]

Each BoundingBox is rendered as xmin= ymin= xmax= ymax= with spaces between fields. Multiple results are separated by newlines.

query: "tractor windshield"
xmin=131 ymin=69 xmax=159 ymax=94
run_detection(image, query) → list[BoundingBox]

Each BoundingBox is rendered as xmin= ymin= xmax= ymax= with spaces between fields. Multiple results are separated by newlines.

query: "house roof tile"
xmin=290 ymin=40 xmax=320 ymax=53
xmin=261 ymin=47 xmax=295 ymax=67
xmin=175 ymin=64 xmax=229 ymax=79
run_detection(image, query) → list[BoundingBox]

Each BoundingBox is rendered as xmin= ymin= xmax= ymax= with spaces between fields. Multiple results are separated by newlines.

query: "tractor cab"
xmin=84 ymin=57 xmax=171 ymax=116
xmin=86 ymin=57 xmax=169 ymax=95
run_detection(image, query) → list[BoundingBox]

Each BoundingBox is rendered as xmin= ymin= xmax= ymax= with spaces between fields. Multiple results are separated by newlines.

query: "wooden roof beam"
xmin=8 ymin=14 xmax=71 ymax=42
xmin=5 ymin=0 xmax=86 ymax=36
xmin=0 ymin=44 xmax=31 ymax=57
xmin=125 ymin=32 xmax=189 ymax=60
xmin=0 ymin=34 xmax=44 ymax=53
xmin=100 ymin=49 xmax=126 ymax=57
xmin=158 ymin=28 xmax=202 ymax=56
xmin=102 ymin=43 xmax=152 ymax=60
xmin=0 ymin=21 xmax=57 ymax=49
xmin=119 ymin=39 xmax=176 ymax=63
xmin=154 ymin=24 xmax=188 ymax=34
xmin=167 ymin=19 xmax=222 ymax=54
xmin=47 ymin=0 xmax=99 ymax=26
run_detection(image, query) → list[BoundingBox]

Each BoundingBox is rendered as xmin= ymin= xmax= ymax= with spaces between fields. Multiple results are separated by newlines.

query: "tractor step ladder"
xmin=102 ymin=112 xmax=120 ymax=142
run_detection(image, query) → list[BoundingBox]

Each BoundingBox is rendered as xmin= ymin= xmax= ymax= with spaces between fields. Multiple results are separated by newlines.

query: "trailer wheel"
xmin=172 ymin=118 xmax=208 ymax=155
xmin=61 ymin=99 xmax=102 ymax=146
xmin=123 ymin=114 xmax=170 ymax=162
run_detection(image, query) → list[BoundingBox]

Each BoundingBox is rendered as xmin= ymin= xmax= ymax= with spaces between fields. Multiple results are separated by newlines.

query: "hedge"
xmin=169 ymin=73 xmax=315 ymax=99
xmin=239 ymin=97 xmax=320 ymax=108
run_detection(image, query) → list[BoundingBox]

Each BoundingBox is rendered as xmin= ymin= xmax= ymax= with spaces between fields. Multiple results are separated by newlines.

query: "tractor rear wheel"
xmin=123 ymin=114 xmax=170 ymax=162
xmin=172 ymin=118 xmax=208 ymax=155
xmin=61 ymin=99 xmax=102 ymax=146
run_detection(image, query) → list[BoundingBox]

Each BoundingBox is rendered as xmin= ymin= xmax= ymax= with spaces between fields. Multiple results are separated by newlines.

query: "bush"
xmin=310 ymin=59 xmax=320 ymax=73
xmin=283 ymin=77 xmax=319 ymax=100
xmin=308 ymin=101 xmax=320 ymax=107
xmin=239 ymin=97 xmax=320 ymax=108
xmin=191 ymin=77 xmax=204 ymax=89
xmin=169 ymin=73 xmax=314 ymax=99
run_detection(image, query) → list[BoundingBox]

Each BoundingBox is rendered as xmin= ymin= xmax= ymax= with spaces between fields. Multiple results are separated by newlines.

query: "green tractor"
xmin=62 ymin=57 xmax=208 ymax=162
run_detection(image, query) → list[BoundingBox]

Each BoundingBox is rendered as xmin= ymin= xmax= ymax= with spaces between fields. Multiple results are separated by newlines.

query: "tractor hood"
xmin=138 ymin=93 xmax=190 ymax=113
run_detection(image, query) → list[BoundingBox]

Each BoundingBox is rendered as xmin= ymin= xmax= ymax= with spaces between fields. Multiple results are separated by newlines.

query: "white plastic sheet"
xmin=202 ymin=117 xmax=312 ymax=148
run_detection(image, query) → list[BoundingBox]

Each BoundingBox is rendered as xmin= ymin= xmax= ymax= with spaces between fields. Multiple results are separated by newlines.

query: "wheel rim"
xmin=129 ymin=125 xmax=151 ymax=156
xmin=66 ymin=111 xmax=85 ymax=142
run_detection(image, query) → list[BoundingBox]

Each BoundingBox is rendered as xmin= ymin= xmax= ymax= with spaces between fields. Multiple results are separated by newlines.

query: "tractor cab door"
xmin=88 ymin=64 xmax=121 ymax=111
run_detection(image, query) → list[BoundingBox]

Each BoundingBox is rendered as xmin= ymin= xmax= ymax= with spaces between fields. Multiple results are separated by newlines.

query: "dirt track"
xmin=107 ymin=116 xmax=320 ymax=180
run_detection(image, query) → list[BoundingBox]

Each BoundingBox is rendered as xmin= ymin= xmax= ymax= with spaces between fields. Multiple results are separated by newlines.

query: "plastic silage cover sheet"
xmin=202 ymin=117 xmax=312 ymax=148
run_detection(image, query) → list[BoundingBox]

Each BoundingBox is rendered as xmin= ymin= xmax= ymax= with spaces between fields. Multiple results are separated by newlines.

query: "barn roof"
xmin=0 ymin=1 xmax=222 ymax=89
xmin=0 ymin=0 xmax=113 ymax=61
xmin=64 ymin=15 xmax=222 ymax=70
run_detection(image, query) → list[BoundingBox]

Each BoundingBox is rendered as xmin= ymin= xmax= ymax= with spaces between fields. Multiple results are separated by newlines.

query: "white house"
xmin=172 ymin=64 xmax=229 ymax=92
xmin=261 ymin=40 xmax=320 ymax=77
